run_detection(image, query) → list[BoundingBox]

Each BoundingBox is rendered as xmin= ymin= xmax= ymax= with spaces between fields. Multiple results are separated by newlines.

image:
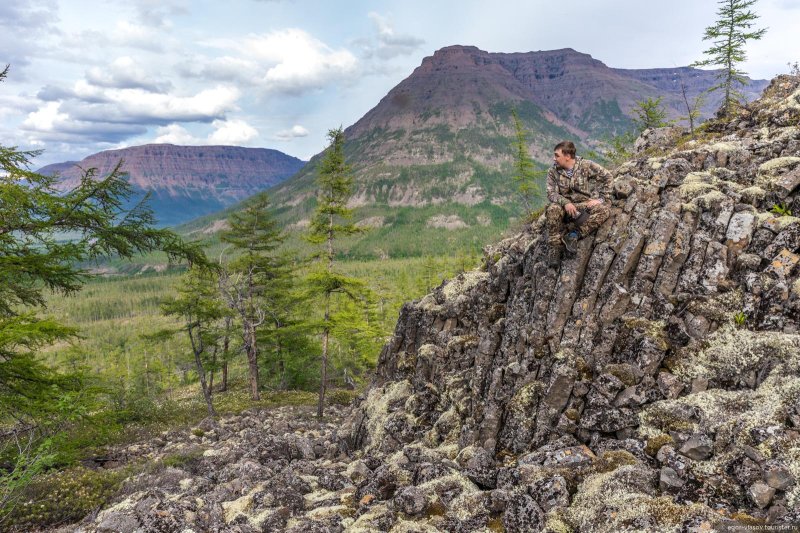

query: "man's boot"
xmin=562 ymin=230 xmax=580 ymax=255
xmin=548 ymin=246 xmax=562 ymax=267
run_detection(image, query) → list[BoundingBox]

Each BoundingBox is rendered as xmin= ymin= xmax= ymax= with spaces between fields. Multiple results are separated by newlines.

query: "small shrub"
xmin=771 ymin=203 xmax=793 ymax=217
xmin=3 ymin=466 xmax=129 ymax=529
xmin=733 ymin=311 xmax=747 ymax=328
xmin=326 ymin=388 xmax=359 ymax=406
xmin=191 ymin=428 xmax=205 ymax=437
xmin=161 ymin=447 xmax=205 ymax=471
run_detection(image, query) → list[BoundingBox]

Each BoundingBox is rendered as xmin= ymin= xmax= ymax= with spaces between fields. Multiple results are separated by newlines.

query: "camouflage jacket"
xmin=546 ymin=157 xmax=612 ymax=206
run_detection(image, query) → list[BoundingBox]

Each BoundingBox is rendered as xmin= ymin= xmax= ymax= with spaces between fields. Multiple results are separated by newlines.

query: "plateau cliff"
xmin=38 ymin=144 xmax=305 ymax=227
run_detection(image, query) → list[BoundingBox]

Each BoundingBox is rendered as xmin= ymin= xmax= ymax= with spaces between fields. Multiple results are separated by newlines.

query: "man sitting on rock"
xmin=546 ymin=141 xmax=612 ymax=266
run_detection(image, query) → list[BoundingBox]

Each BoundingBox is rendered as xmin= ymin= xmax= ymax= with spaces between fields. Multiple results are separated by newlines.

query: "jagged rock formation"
xmin=38 ymin=144 xmax=305 ymax=226
xmin=60 ymin=78 xmax=799 ymax=533
xmin=338 ymin=75 xmax=800 ymax=531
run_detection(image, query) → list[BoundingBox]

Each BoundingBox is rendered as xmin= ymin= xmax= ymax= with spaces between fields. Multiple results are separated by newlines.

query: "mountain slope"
xmin=38 ymin=144 xmax=305 ymax=226
xmin=206 ymin=46 xmax=768 ymax=258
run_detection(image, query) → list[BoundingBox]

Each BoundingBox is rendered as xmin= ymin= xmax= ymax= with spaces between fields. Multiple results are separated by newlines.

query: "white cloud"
xmin=360 ymin=12 xmax=425 ymax=60
xmin=66 ymin=85 xmax=241 ymax=124
xmin=22 ymin=101 xmax=68 ymax=132
xmin=204 ymin=29 xmax=359 ymax=94
xmin=208 ymin=118 xmax=258 ymax=144
xmin=113 ymin=20 xmax=165 ymax=52
xmin=152 ymin=123 xmax=199 ymax=144
xmin=274 ymin=124 xmax=309 ymax=140
xmin=85 ymin=56 xmax=171 ymax=92
xmin=151 ymin=119 xmax=259 ymax=146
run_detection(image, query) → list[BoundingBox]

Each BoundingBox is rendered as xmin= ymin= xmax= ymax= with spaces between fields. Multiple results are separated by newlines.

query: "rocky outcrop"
xmin=64 ymin=77 xmax=799 ymax=533
xmin=339 ymin=75 xmax=800 ymax=531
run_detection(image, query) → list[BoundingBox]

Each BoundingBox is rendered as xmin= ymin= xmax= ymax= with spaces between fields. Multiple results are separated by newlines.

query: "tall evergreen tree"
xmin=510 ymin=110 xmax=543 ymax=219
xmin=219 ymin=192 xmax=290 ymax=401
xmin=0 ymin=65 xmax=205 ymax=515
xmin=306 ymin=127 xmax=367 ymax=418
xmin=692 ymin=0 xmax=766 ymax=117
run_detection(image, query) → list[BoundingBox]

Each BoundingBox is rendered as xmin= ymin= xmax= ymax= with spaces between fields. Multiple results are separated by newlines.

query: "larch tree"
xmin=510 ymin=109 xmax=543 ymax=219
xmin=219 ymin=192 xmax=290 ymax=401
xmin=161 ymin=268 xmax=226 ymax=418
xmin=632 ymin=97 xmax=671 ymax=133
xmin=305 ymin=127 xmax=367 ymax=418
xmin=692 ymin=0 xmax=766 ymax=117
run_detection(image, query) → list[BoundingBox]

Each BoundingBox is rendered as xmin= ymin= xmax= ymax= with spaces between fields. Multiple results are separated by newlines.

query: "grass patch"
xmin=3 ymin=465 xmax=132 ymax=530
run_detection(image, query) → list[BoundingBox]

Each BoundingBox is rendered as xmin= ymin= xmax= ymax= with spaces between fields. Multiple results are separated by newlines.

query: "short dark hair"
xmin=554 ymin=141 xmax=576 ymax=158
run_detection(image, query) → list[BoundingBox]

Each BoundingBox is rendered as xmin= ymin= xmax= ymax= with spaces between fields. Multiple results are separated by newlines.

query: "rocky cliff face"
xmin=65 ymin=78 xmax=799 ymax=533
xmin=338 ymin=75 xmax=800 ymax=530
xmin=38 ymin=144 xmax=305 ymax=226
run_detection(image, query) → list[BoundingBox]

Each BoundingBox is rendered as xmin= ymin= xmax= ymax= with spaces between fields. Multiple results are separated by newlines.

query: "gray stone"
xmin=657 ymin=372 xmax=685 ymax=399
xmin=541 ymin=445 xmax=596 ymax=468
xmin=679 ymin=434 xmax=714 ymax=461
xmin=763 ymin=461 xmax=796 ymax=490
xmin=456 ymin=445 xmax=497 ymax=488
xmin=97 ymin=512 xmax=140 ymax=533
xmin=502 ymin=492 xmax=544 ymax=533
xmin=393 ymin=486 xmax=427 ymax=515
xmin=749 ymin=482 xmax=776 ymax=509
xmin=659 ymin=466 xmax=685 ymax=492
xmin=528 ymin=475 xmax=570 ymax=511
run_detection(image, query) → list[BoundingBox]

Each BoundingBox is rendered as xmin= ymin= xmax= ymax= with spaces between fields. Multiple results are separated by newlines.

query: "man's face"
xmin=554 ymin=149 xmax=573 ymax=169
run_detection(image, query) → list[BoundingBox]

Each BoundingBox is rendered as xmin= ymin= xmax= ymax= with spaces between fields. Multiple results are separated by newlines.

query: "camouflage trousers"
xmin=546 ymin=201 xmax=610 ymax=247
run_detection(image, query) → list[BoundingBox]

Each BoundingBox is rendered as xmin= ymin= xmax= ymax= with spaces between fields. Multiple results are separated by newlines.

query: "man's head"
xmin=553 ymin=141 xmax=576 ymax=169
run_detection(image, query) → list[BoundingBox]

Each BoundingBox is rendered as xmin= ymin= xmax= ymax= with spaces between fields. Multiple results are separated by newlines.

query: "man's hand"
xmin=565 ymin=203 xmax=579 ymax=217
xmin=585 ymin=199 xmax=603 ymax=208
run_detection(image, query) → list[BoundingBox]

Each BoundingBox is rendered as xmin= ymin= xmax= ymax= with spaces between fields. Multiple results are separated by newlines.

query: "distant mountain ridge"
xmin=38 ymin=144 xmax=305 ymax=227
xmin=253 ymin=46 xmax=767 ymax=259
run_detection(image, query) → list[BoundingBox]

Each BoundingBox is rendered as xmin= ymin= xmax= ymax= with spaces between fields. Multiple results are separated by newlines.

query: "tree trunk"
xmin=318 ymin=291 xmax=331 ymax=418
xmin=221 ymin=318 xmax=231 ymax=392
xmin=188 ymin=326 xmax=216 ymax=418
xmin=318 ymin=325 xmax=329 ymax=418
xmin=245 ymin=323 xmax=260 ymax=400
xmin=208 ymin=346 xmax=217 ymax=395
xmin=278 ymin=359 xmax=286 ymax=391
xmin=194 ymin=350 xmax=217 ymax=418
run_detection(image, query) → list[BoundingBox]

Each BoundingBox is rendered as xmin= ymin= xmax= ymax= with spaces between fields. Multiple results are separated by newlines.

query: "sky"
xmin=1 ymin=0 xmax=798 ymax=167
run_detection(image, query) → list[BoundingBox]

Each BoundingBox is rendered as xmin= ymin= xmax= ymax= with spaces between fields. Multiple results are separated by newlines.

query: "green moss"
xmin=595 ymin=450 xmax=638 ymax=473
xmin=671 ymin=324 xmax=800 ymax=382
xmin=563 ymin=465 xmax=717 ymax=532
xmin=604 ymin=364 xmax=638 ymax=387
xmin=326 ymin=388 xmax=359 ymax=406
xmin=4 ymin=465 xmax=131 ymax=529
xmin=645 ymin=434 xmax=675 ymax=457
xmin=161 ymin=447 xmax=204 ymax=469
xmin=441 ymin=271 xmax=489 ymax=301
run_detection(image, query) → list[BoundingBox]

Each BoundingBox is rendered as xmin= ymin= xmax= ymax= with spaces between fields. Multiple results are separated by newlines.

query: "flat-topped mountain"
xmin=258 ymin=46 xmax=768 ymax=258
xmin=38 ymin=144 xmax=305 ymax=227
